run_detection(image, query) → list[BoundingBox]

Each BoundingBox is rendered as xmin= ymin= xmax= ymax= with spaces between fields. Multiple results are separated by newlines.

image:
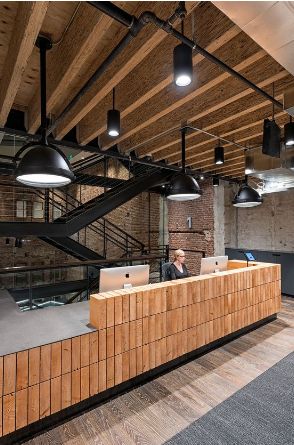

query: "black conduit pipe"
xmin=47 ymin=0 xmax=282 ymax=139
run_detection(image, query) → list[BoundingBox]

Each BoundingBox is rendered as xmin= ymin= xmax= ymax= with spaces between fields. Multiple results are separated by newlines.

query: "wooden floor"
xmin=25 ymin=297 xmax=294 ymax=445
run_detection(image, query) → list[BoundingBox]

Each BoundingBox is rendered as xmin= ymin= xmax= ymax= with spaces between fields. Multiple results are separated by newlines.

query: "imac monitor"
xmin=99 ymin=265 xmax=150 ymax=292
xmin=200 ymin=256 xmax=228 ymax=275
xmin=244 ymin=252 xmax=256 ymax=262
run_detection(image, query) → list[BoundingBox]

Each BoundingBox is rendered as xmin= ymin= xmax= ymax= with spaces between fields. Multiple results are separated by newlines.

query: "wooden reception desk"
xmin=0 ymin=261 xmax=281 ymax=443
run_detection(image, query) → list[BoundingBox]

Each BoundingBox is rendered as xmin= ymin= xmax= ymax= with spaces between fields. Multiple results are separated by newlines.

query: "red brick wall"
xmin=167 ymin=179 xmax=214 ymax=275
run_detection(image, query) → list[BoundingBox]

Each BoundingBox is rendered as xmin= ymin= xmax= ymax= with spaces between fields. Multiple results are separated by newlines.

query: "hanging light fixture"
xmin=107 ymin=88 xmax=120 ymax=137
xmin=16 ymin=37 xmax=74 ymax=188
xmin=173 ymin=19 xmax=193 ymax=87
xmin=214 ymin=142 xmax=224 ymax=165
xmin=232 ymin=176 xmax=263 ymax=208
xmin=284 ymin=116 xmax=294 ymax=146
xmin=167 ymin=129 xmax=201 ymax=201
xmin=213 ymin=177 xmax=219 ymax=187
xmin=244 ymin=151 xmax=254 ymax=175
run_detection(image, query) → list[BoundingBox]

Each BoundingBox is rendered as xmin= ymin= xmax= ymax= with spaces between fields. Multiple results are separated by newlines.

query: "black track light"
xmin=284 ymin=118 xmax=294 ymax=147
xmin=232 ymin=177 xmax=263 ymax=208
xmin=167 ymin=129 xmax=201 ymax=201
xmin=213 ymin=177 xmax=219 ymax=187
xmin=173 ymin=20 xmax=193 ymax=87
xmin=214 ymin=143 xmax=224 ymax=165
xmin=16 ymin=37 xmax=74 ymax=188
xmin=107 ymin=88 xmax=120 ymax=137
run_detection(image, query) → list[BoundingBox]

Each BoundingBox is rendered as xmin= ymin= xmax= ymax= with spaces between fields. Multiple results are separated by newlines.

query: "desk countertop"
xmin=0 ymin=290 xmax=94 ymax=356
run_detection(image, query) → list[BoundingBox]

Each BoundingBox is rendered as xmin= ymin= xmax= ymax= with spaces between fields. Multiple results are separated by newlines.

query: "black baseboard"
xmin=1 ymin=314 xmax=277 ymax=445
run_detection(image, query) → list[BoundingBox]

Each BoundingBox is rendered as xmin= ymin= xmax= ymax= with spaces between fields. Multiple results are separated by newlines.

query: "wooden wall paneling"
xmin=90 ymin=294 xmax=107 ymax=330
xmin=106 ymin=327 xmax=115 ymax=358
xmin=106 ymin=357 xmax=114 ymax=389
xmin=81 ymin=334 xmax=90 ymax=368
xmin=129 ymin=348 xmax=137 ymax=379
xmin=16 ymin=350 xmax=28 ymax=391
xmin=106 ymin=294 xmax=115 ymax=327
xmin=39 ymin=380 xmax=50 ymax=419
xmin=115 ymin=354 xmax=123 ymax=386
xmin=51 ymin=342 xmax=61 ymax=379
xmin=148 ymin=343 xmax=155 ymax=371
xmin=29 ymin=347 xmax=40 ymax=387
xmin=89 ymin=362 xmax=98 ymax=397
xmin=114 ymin=294 xmax=123 ymax=325
xmin=28 ymin=384 xmax=39 ymax=424
xmin=3 ymin=354 xmax=16 ymax=396
xmin=122 ymin=293 xmax=130 ymax=323
xmin=98 ymin=360 xmax=106 ymax=393
xmin=89 ymin=331 xmax=98 ymax=365
xmin=62 ymin=339 xmax=72 ymax=375
xmin=99 ymin=329 xmax=107 ymax=361
xmin=61 ymin=372 xmax=71 ymax=409
xmin=3 ymin=393 xmax=15 ymax=435
xmin=115 ymin=324 xmax=122 ymax=356
xmin=40 ymin=344 xmax=51 ymax=383
xmin=15 ymin=388 xmax=27 ymax=430
xmin=122 ymin=351 xmax=130 ymax=382
xmin=71 ymin=369 xmax=81 ymax=405
xmin=80 ymin=366 xmax=90 ymax=401
xmin=72 ymin=336 xmax=81 ymax=372
xmin=50 ymin=376 xmax=61 ymax=414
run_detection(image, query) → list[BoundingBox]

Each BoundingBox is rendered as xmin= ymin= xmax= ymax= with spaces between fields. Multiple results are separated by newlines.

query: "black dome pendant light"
xmin=232 ymin=176 xmax=263 ymax=208
xmin=16 ymin=36 xmax=75 ymax=188
xmin=107 ymin=88 xmax=120 ymax=137
xmin=167 ymin=128 xmax=201 ymax=201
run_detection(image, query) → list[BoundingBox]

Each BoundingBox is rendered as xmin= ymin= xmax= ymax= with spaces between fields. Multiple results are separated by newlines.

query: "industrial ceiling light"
xmin=213 ymin=177 xmax=219 ymax=187
xmin=214 ymin=142 xmax=224 ymax=165
xmin=245 ymin=151 xmax=254 ymax=175
xmin=107 ymin=88 xmax=120 ymax=137
xmin=284 ymin=117 xmax=294 ymax=146
xmin=167 ymin=129 xmax=201 ymax=201
xmin=232 ymin=177 xmax=263 ymax=208
xmin=16 ymin=37 xmax=74 ymax=188
xmin=173 ymin=19 xmax=193 ymax=87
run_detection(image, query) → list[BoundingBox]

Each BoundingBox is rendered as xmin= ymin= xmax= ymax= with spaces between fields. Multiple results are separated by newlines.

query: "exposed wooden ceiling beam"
xmin=0 ymin=1 xmax=48 ymax=127
xmin=78 ymin=24 xmax=241 ymax=145
xmin=54 ymin=2 xmax=198 ymax=140
xmin=27 ymin=2 xmax=123 ymax=133
xmin=147 ymin=72 xmax=288 ymax=163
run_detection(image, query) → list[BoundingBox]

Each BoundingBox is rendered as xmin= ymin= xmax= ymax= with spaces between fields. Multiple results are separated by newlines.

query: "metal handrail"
xmin=0 ymin=254 xmax=166 ymax=275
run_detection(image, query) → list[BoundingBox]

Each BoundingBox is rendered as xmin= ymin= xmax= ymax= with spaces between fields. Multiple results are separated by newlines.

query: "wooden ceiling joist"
xmin=0 ymin=1 xmax=48 ymax=127
xmin=77 ymin=24 xmax=241 ymax=146
xmin=53 ymin=2 xmax=199 ymax=141
xmin=27 ymin=2 xmax=123 ymax=134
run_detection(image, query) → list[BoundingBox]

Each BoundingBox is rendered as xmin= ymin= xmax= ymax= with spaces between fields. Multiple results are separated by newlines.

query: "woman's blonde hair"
xmin=174 ymin=249 xmax=185 ymax=261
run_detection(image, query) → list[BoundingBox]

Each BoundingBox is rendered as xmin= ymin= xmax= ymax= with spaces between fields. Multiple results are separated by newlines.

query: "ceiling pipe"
xmin=46 ymin=1 xmax=282 ymax=137
xmin=0 ymin=126 xmax=241 ymax=184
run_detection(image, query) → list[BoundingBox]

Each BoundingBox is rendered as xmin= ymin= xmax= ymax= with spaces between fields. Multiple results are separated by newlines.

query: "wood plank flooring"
xmin=25 ymin=297 xmax=294 ymax=445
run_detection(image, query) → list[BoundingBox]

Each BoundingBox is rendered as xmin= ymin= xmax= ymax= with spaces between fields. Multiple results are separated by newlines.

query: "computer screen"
xmin=200 ymin=256 xmax=228 ymax=275
xmin=99 ymin=265 xmax=150 ymax=292
xmin=244 ymin=252 xmax=256 ymax=262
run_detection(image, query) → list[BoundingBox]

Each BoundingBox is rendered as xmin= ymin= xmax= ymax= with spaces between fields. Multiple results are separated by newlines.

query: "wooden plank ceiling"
xmin=0 ymin=1 xmax=293 ymax=180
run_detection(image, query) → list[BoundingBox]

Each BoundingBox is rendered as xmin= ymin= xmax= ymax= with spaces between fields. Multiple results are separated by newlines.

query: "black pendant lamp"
xmin=284 ymin=116 xmax=294 ymax=146
xmin=107 ymin=88 xmax=120 ymax=137
xmin=213 ymin=177 xmax=219 ymax=187
xmin=232 ymin=176 xmax=263 ymax=208
xmin=214 ymin=142 xmax=224 ymax=165
xmin=16 ymin=37 xmax=74 ymax=188
xmin=167 ymin=129 xmax=201 ymax=201
xmin=173 ymin=20 xmax=193 ymax=87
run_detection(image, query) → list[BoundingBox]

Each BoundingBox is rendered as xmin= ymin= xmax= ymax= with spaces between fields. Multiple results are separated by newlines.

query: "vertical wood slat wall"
xmin=0 ymin=263 xmax=281 ymax=437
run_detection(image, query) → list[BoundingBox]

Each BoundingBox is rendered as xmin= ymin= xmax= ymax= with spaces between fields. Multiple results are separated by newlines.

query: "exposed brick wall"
xmin=167 ymin=179 xmax=215 ymax=275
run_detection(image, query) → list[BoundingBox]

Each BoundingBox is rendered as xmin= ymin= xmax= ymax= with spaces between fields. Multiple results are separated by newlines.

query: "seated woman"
xmin=169 ymin=249 xmax=190 ymax=280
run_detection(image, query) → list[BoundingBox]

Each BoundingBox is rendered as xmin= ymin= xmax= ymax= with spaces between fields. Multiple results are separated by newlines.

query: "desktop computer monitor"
xmin=99 ymin=264 xmax=150 ymax=292
xmin=200 ymin=256 xmax=228 ymax=275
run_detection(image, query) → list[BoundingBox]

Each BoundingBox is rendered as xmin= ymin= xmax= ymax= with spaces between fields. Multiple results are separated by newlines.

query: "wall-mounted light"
xmin=107 ymin=88 xmax=120 ymax=137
